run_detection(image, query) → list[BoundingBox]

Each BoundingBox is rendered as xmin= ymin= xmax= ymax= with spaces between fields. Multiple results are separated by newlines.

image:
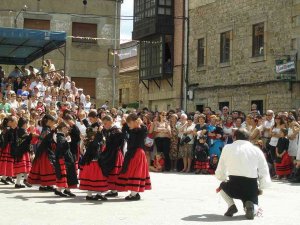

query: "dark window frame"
xmin=220 ymin=31 xmax=231 ymax=63
xmin=252 ymin=22 xmax=264 ymax=57
xmin=72 ymin=22 xmax=98 ymax=44
xmin=197 ymin=38 xmax=205 ymax=67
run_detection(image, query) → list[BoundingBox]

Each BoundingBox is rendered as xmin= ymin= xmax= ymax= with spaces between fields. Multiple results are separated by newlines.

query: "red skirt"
xmin=276 ymin=152 xmax=293 ymax=176
xmin=116 ymin=148 xmax=151 ymax=193
xmin=28 ymin=151 xmax=56 ymax=186
xmin=0 ymin=144 xmax=15 ymax=177
xmin=107 ymin=149 xmax=124 ymax=190
xmin=56 ymin=158 xmax=68 ymax=188
xmin=79 ymin=161 xmax=109 ymax=192
xmin=194 ymin=160 xmax=210 ymax=170
xmin=14 ymin=152 xmax=31 ymax=175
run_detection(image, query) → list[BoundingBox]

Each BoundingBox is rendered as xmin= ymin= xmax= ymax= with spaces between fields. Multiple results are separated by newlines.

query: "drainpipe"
xmin=183 ymin=0 xmax=189 ymax=111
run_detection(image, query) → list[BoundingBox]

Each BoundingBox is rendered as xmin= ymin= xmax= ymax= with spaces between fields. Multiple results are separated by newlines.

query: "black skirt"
xmin=220 ymin=175 xmax=259 ymax=205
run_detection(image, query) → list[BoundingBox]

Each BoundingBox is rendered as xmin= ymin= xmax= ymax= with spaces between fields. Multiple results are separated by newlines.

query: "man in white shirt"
xmin=78 ymin=89 xmax=86 ymax=105
xmin=215 ymin=128 xmax=271 ymax=220
xmin=84 ymin=95 xmax=92 ymax=112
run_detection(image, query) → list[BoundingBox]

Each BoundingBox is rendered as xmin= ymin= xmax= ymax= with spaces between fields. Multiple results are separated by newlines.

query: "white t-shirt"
xmin=269 ymin=128 xmax=281 ymax=147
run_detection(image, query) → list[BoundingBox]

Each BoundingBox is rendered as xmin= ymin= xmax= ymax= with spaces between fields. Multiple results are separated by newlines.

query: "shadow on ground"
xmin=182 ymin=214 xmax=247 ymax=222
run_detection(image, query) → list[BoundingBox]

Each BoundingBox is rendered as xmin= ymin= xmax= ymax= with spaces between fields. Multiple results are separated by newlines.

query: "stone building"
xmin=133 ymin=0 xmax=185 ymax=111
xmin=0 ymin=0 xmax=121 ymax=106
xmin=188 ymin=0 xmax=300 ymax=113
xmin=118 ymin=41 xmax=139 ymax=107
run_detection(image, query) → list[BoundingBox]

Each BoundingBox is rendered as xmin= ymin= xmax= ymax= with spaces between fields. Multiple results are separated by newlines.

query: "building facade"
xmin=188 ymin=0 xmax=300 ymax=113
xmin=118 ymin=41 xmax=139 ymax=107
xmin=0 ymin=0 xmax=121 ymax=106
xmin=133 ymin=0 xmax=185 ymax=111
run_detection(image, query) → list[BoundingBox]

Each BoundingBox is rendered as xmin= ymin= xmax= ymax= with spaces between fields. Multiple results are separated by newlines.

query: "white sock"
xmin=97 ymin=192 xmax=102 ymax=196
xmin=66 ymin=188 xmax=70 ymax=192
xmin=254 ymin=204 xmax=259 ymax=215
xmin=23 ymin=173 xmax=28 ymax=180
xmin=220 ymin=190 xmax=234 ymax=207
xmin=57 ymin=187 xmax=62 ymax=192
xmin=87 ymin=191 xmax=93 ymax=197
xmin=16 ymin=174 xmax=23 ymax=185
xmin=111 ymin=190 xmax=117 ymax=193
xmin=2 ymin=176 xmax=7 ymax=180
xmin=131 ymin=191 xmax=138 ymax=196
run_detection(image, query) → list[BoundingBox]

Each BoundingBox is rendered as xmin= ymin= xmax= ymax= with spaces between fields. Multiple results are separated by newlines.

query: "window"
xmin=158 ymin=0 xmax=172 ymax=15
xmin=119 ymin=89 xmax=123 ymax=104
xmin=23 ymin=19 xmax=50 ymax=30
xmin=251 ymin=100 xmax=264 ymax=114
xmin=197 ymin=38 xmax=205 ymax=67
xmin=72 ymin=22 xmax=97 ymax=43
xmin=71 ymin=77 xmax=96 ymax=98
xmin=220 ymin=31 xmax=231 ymax=63
xmin=219 ymin=101 xmax=229 ymax=111
xmin=252 ymin=23 xmax=264 ymax=57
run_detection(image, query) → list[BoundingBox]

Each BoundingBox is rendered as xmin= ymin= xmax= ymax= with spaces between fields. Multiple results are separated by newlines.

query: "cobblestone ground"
xmin=0 ymin=173 xmax=299 ymax=225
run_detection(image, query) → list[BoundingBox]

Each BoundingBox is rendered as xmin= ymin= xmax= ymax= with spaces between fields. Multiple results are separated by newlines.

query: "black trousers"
xmin=220 ymin=175 xmax=259 ymax=205
xmin=155 ymin=137 xmax=171 ymax=171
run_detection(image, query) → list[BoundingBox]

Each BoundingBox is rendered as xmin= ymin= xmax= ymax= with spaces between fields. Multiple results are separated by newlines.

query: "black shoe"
xmin=95 ymin=194 xmax=108 ymax=201
xmin=46 ymin=186 xmax=55 ymax=191
xmin=15 ymin=184 xmax=26 ymax=189
xmin=63 ymin=190 xmax=76 ymax=197
xmin=105 ymin=191 xmax=118 ymax=198
xmin=23 ymin=180 xmax=32 ymax=188
xmin=0 ymin=178 xmax=10 ymax=185
xmin=86 ymin=196 xmax=98 ymax=201
xmin=245 ymin=201 xmax=255 ymax=220
xmin=54 ymin=190 xmax=68 ymax=197
xmin=39 ymin=186 xmax=48 ymax=192
xmin=125 ymin=193 xmax=141 ymax=201
xmin=6 ymin=177 xmax=15 ymax=184
xmin=224 ymin=204 xmax=238 ymax=217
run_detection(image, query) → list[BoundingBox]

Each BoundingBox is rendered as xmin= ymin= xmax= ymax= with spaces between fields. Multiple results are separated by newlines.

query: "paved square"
xmin=0 ymin=173 xmax=299 ymax=225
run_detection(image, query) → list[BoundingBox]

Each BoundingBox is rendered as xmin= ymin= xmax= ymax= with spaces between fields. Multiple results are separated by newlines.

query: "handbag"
xmin=180 ymin=135 xmax=192 ymax=146
xmin=145 ymin=136 xmax=154 ymax=147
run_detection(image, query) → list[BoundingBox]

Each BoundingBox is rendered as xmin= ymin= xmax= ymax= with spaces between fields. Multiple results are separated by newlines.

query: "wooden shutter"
xmin=71 ymin=77 xmax=96 ymax=98
xmin=72 ymin=22 xmax=97 ymax=43
xmin=23 ymin=19 xmax=50 ymax=30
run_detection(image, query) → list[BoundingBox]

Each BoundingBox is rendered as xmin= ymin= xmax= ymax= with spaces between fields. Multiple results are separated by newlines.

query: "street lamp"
xmin=14 ymin=5 xmax=27 ymax=28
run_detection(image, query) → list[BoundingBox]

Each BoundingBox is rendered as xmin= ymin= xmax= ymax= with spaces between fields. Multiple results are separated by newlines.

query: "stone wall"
xmin=188 ymin=0 xmax=300 ymax=113
xmin=0 ymin=0 xmax=119 ymax=106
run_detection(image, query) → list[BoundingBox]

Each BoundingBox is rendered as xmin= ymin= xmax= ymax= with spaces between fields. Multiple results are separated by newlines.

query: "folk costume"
xmin=215 ymin=140 xmax=271 ymax=219
xmin=116 ymin=125 xmax=151 ymax=200
xmin=69 ymin=124 xmax=81 ymax=172
xmin=53 ymin=132 xmax=78 ymax=197
xmin=14 ymin=127 xmax=32 ymax=188
xmin=275 ymin=137 xmax=292 ymax=176
xmin=194 ymin=142 xmax=210 ymax=172
xmin=79 ymin=130 xmax=108 ymax=200
xmin=28 ymin=128 xmax=57 ymax=190
xmin=0 ymin=127 xmax=17 ymax=184
xmin=101 ymin=125 xmax=124 ymax=197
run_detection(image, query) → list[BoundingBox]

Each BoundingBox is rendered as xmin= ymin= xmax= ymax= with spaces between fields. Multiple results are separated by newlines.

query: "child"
xmin=53 ymin=121 xmax=78 ymax=197
xmin=275 ymin=128 xmax=292 ymax=179
xmin=116 ymin=114 xmax=151 ymax=201
xmin=194 ymin=136 xmax=209 ymax=174
xmin=150 ymin=153 xmax=165 ymax=172
xmin=13 ymin=118 xmax=34 ymax=188
xmin=0 ymin=117 xmax=16 ymax=185
xmin=28 ymin=115 xmax=57 ymax=191
xmin=27 ymin=120 xmax=40 ymax=154
xmin=79 ymin=127 xmax=109 ymax=201
xmin=208 ymin=155 xmax=219 ymax=175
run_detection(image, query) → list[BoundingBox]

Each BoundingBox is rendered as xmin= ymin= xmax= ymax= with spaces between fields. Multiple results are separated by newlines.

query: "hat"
xmin=78 ymin=88 xmax=83 ymax=92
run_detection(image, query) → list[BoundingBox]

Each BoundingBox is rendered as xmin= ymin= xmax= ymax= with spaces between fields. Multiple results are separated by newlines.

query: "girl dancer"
xmin=53 ymin=121 xmax=78 ymax=197
xmin=28 ymin=115 xmax=57 ymax=191
xmin=0 ymin=116 xmax=18 ymax=185
xmin=100 ymin=115 xmax=124 ymax=199
xmin=116 ymin=114 xmax=151 ymax=201
xmin=13 ymin=118 xmax=34 ymax=188
xmin=79 ymin=127 xmax=109 ymax=200
xmin=0 ymin=117 xmax=15 ymax=185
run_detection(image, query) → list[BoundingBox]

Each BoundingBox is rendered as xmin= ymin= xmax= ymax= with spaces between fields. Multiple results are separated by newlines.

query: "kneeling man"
xmin=215 ymin=128 xmax=271 ymax=220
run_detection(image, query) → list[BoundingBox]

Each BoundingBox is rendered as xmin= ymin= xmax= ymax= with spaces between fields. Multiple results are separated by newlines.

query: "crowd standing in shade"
xmin=0 ymin=61 xmax=300 ymax=207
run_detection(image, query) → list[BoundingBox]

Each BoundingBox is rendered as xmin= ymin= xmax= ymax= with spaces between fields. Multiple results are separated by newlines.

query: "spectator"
xmin=9 ymin=66 xmax=22 ymax=78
